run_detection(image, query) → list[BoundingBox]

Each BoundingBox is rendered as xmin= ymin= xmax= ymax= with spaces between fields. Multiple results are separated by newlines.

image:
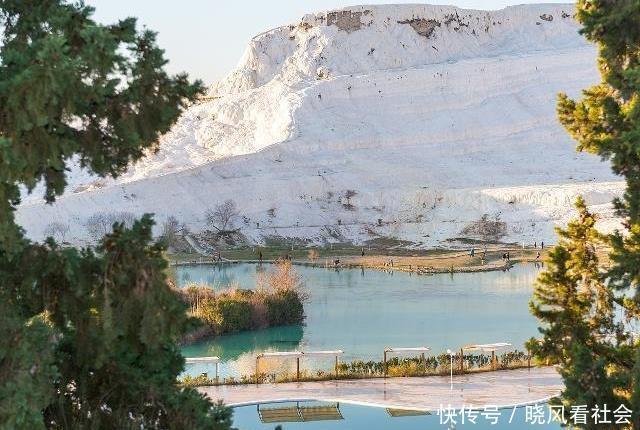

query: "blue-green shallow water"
xmin=178 ymin=263 xmax=544 ymax=377
xmin=232 ymin=402 xmax=561 ymax=429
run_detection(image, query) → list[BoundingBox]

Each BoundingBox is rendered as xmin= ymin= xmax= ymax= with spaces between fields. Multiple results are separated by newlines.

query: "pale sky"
xmin=87 ymin=1 xmax=575 ymax=85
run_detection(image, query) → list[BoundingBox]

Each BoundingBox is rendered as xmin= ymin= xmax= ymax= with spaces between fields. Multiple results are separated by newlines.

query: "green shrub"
xmin=177 ymin=261 xmax=307 ymax=342
xmin=214 ymin=299 xmax=252 ymax=333
xmin=265 ymin=289 xmax=304 ymax=326
xmin=198 ymin=297 xmax=252 ymax=334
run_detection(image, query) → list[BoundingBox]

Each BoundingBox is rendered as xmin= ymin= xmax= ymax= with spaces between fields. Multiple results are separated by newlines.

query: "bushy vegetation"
xmin=203 ymin=295 xmax=254 ymax=334
xmin=339 ymin=350 xmax=527 ymax=379
xmin=265 ymin=289 xmax=305 ymax=326
xmin=181 ymin=350 xmax=530 ymax=387
xmin=178 ymin=260 xmax=307 ymax=341
xmin=258 ymin=260 xmax=307 ymax=326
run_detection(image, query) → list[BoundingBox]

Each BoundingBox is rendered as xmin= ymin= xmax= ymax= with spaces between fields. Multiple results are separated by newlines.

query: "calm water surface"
xmin=178 ymin=262 xmax=544 ymax=378
xmin=232 ymin=402 xmax=561 ymax=430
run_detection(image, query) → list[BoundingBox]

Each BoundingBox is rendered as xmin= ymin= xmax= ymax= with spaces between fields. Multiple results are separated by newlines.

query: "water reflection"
xmin=182 ymin=325 xmax=304 ymax=361
xmin=181 ymin=325 xmax=303 ymax=378
xmin=232 ymin=402 xmax=562 ymax=429
xmin=178 ymin=262 xmax=266 ymax=289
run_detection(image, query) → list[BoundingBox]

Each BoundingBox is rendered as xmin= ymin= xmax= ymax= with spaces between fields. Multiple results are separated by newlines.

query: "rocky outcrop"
xmin=326 ymin=10 xmax=371 ymax=32
xmin=398 ymin=18 xmax=441 ymax=38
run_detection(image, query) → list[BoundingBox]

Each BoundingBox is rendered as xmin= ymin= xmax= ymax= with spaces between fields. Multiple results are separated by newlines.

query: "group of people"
xmin=468 ymin=240 xmax=545 ymax=264
xmin=533 ymin=241 xmax=543 ymax=260
xmin=469 ymin=246 xmax=488 ymax=261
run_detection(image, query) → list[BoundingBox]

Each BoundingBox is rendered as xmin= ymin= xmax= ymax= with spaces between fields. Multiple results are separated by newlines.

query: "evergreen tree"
xmin=0 ymin=1 xmax=232 ymax=428
xmin=529 ymin=198 xmax=621 ymax=428
xmin=531 ymin=1 xmax=640 ymax=428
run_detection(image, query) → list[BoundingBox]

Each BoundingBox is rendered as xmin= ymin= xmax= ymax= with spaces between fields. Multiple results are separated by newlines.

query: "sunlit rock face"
xmin=17 ymin=4 xmax=623 ymax=247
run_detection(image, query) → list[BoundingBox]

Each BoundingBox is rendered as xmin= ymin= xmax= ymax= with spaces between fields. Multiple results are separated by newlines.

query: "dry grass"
xmin=180 ymin=352 xmax=532 ymax=387
xmin=256 ymin=260 xmax=307 ymax=298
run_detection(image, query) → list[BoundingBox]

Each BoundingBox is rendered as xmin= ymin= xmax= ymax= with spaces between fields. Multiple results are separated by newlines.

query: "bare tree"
xmin=343 ymin=189 xmax=358 ymax=210
xmin=256 ymin=259 xmax=307 ymax=297
xmin=161 ymin=216 xmax=184 ymax=249
xmin=113 ymin=211 xmax=136 ymax=228
xmin=206 ymin=200 xmax=240 ymax=233
xmin=85 ymin=213 xmax=112 ymax=241
xmin=344 ymin=189 xmax=357 ymax=202
xmin=84 ymin=211 xmax=137 ymax=241
xmin=44 ymin=221 xmax=70 ymax=242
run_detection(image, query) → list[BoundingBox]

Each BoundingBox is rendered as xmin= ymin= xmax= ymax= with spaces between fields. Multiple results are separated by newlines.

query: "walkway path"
xmin=199 ymin=367 xmax=562 ymax=411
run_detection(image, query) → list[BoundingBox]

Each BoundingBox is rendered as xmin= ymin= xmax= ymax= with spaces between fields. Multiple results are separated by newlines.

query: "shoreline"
xmin=170 ymin=249 xmax=546 ymax=275
xmin=172 ymin=258 xmax=516 ymax=274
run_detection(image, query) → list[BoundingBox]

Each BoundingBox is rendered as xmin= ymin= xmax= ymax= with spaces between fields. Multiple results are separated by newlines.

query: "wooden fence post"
xmin=256 ymin=356 xmax=260 ymax=385
xmin=383 ymin=350 xmax=388 ymax=378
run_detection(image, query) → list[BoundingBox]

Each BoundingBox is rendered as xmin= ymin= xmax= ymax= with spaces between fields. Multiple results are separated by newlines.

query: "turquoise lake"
xmin=177 ymin=262 xmax=544 ymax=378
